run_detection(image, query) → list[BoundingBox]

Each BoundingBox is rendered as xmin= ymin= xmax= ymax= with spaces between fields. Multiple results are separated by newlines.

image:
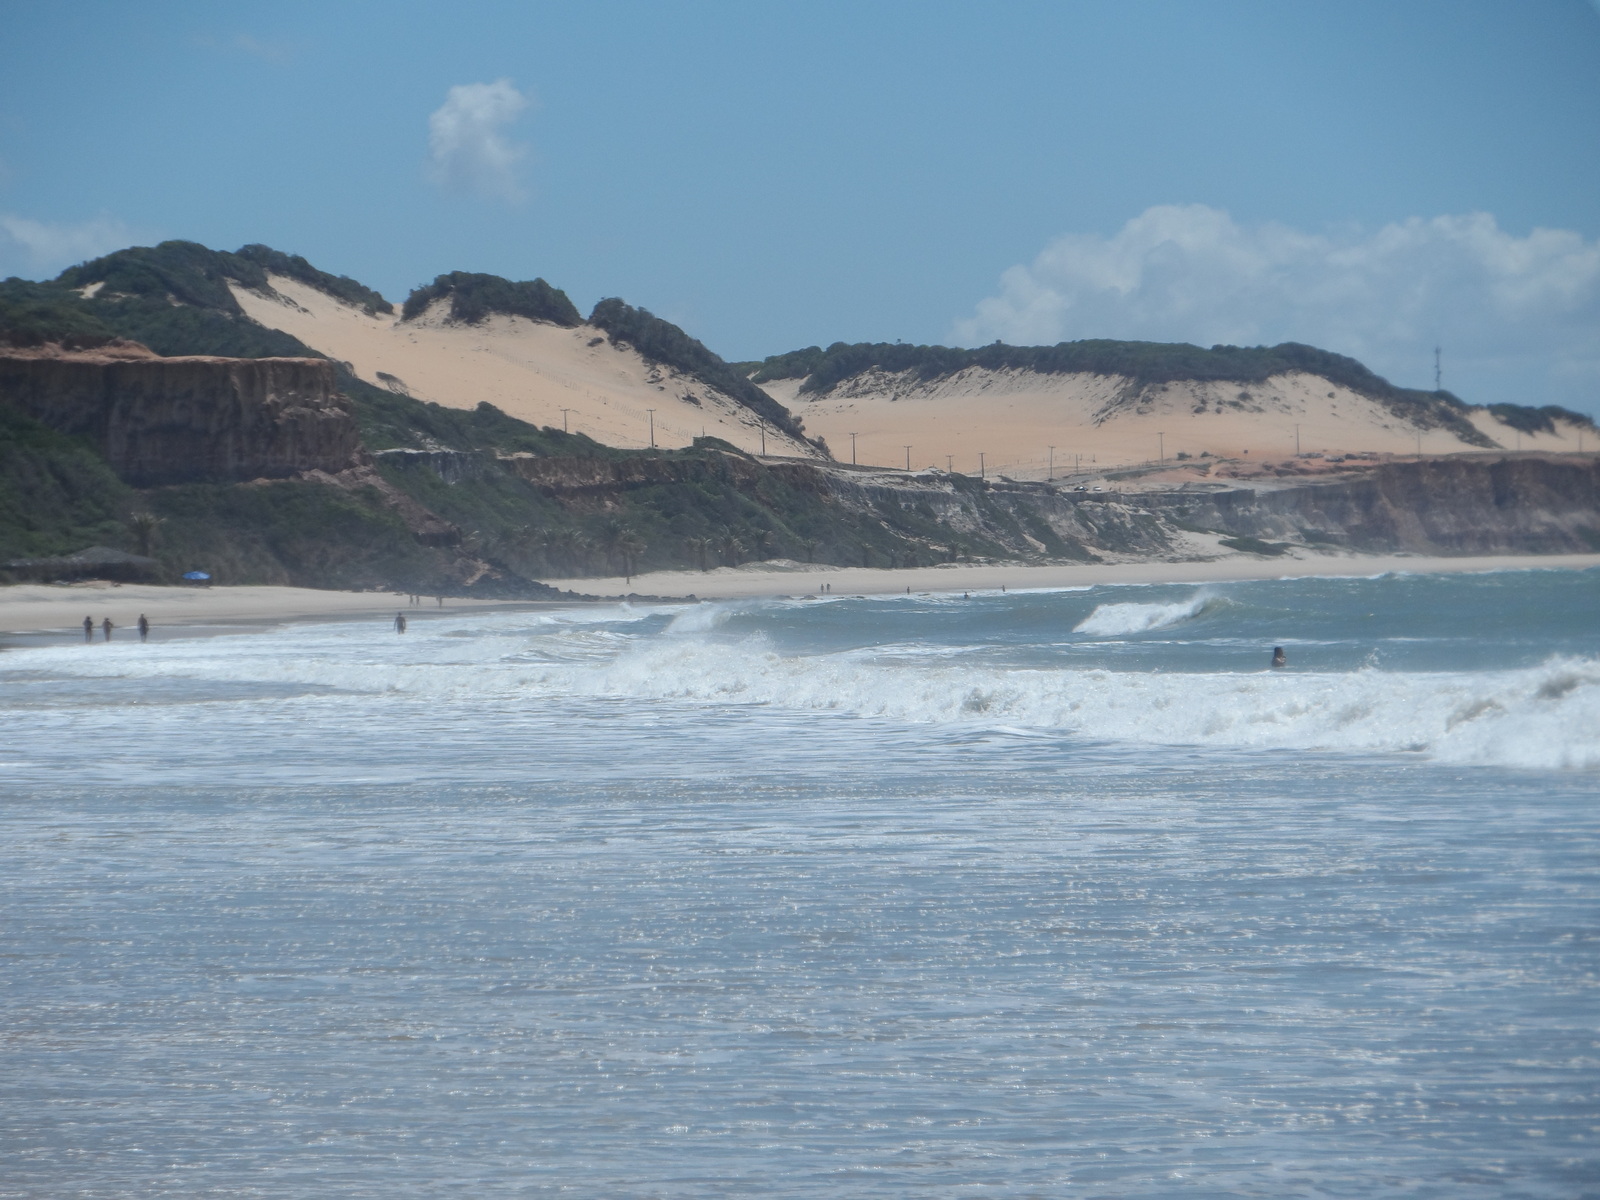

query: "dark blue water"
xmin=1 ymin=569 xmax=1596 ymax=1196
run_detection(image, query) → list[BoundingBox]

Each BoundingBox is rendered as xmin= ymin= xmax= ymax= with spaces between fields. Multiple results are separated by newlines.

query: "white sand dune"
xmin=232 ymin=275 xmax=817 ymax=458
xmin=761 ymin=367 xmax=1590 ymax=479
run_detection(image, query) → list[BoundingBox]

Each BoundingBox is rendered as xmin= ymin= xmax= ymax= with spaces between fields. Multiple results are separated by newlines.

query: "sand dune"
xmin=232 ymin=275 xmax=817 ymax=457
xmin=762 ymin=367 xmax=1588 ymax=479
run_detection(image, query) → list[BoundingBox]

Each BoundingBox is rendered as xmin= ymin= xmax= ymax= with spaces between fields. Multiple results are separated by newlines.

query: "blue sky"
xmin=3 ymin=0 xmax=1598 ymax=412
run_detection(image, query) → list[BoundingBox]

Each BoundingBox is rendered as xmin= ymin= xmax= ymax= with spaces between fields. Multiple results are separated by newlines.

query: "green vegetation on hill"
xmin=587 ymin=297 xmax=808 ymax=443
xmin=233 ymin=244 xmax=393 ymax=314
xmin=0 ymin=406 xmax=132 ymax=559
xmin=400 ymin=271 xmax=581 ymax=326
xmin=1486 ymin=403 xmax=1597 ymax=436
xmin=58 ymin=239 xmax=392 ymax=316
xmin=755 ymin=338 xmax=1432 ymax=397
xmin=0 ymin=279 xmax=120 ymax=348
xmin=749 ymin=338 xmax=1502 ymax=446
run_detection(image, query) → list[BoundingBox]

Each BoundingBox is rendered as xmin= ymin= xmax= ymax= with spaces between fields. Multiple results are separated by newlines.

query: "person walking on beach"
xmin=395 ymin=612 xmax=407 ymax=634
xmin=138 ymin=614 xmax=149 ymax=643
xmin=83 ymin=615 xmax=93 ymax=643
xmin=101 ymin=617 xmax=114 ymax=642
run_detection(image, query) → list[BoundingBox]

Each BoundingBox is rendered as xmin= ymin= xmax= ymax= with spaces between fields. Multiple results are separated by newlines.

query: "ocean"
xmin=2 ymin=567 xmax=1597 ymax=1197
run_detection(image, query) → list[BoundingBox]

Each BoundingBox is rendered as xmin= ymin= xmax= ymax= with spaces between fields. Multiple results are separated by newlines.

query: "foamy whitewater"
xmin=2 ymin=568 xmax=1597 ymax=1195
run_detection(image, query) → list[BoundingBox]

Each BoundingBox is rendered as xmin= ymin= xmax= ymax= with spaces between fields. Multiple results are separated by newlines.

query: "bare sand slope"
xmin=232 ymin=276 xmax=816 ymax=457
xmin=762 ymin=368 xmax=1589 ymax=479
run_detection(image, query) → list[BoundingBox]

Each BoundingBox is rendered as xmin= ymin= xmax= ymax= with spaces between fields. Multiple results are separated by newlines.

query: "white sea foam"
xmin=6 ymin=602 xmax=1596 ymax=771
xmin=1073 ymin=591 xmax=1217 ymax=636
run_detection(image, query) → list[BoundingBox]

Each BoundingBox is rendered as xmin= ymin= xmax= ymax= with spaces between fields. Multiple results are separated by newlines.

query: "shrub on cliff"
xmin=400 ymin=272 xmax=582 ymax=326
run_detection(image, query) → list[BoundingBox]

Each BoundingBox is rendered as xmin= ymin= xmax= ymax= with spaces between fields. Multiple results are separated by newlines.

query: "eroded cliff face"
xmin=0 ymin=348 xmax=361 ymax=485
xmin=1134 ymin=455 xmax=1600 ymax=555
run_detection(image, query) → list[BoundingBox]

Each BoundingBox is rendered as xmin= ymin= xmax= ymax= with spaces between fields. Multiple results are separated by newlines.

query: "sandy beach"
xmin=4 ymin=552 xmax=1595 ymax=641
xmin=544 ymin=551 xmax=1600 ymax=602
xmin=0 ymin=583 xmax=558 ymax=643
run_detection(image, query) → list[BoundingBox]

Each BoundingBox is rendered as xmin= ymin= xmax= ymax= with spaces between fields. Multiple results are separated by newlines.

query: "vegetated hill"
xmin=0 ymin=248 xmax=1000 ymax=584
xmin=740 ymin=339 xmax=1595 ymax=475
xmin=387 ymin=271 xmax=808 ymax=446
xmin=749 ymin=338 xmax=1483 ymax=435
xmin=586 ymin=297 xmax=805 ymax=443
xmin=60 ymin=240 xmax=392 ymax=317
xmin=401 ymin=270 xmax=581 ymax=326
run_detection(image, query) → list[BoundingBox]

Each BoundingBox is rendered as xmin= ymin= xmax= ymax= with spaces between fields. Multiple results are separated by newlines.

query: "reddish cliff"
xmin=0 ymin=345 xmax=361 ymax=485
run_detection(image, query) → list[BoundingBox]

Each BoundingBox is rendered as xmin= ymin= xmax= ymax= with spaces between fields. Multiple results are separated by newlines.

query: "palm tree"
xmin=685 ymin=535 xmax=714 ymax=572
xmin=543 ymin=528 xmax=590 ymax=574
xmin=616 ymin=530 xmax=646 ymax=583
xmin=798 ymin=536 xmax=820 ymax=564
xmin=717 ymin=530 xmax=747 ymax=567
xmin=750 ymin=527 xmax=775 ymax=560
xmin=127 ymin=511 xmax=164 ymax=556
xmin=597 ymin=518 xmax=645 ymax=580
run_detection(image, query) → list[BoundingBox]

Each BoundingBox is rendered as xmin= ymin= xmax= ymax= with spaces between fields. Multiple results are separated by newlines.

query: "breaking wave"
xmin=1073 ymin=591 xmax=1219 ymax=636
xmin=15 ymin=617 xmax=1593 ymax=772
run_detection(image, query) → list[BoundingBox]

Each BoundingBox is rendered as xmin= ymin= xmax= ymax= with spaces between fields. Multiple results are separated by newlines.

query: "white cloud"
xmin=953 ymin=205 xmax=1600 ymax=412
xmin=425 ymin=80 xmax=530 ymax=204
xmin=0 ymin=212 xmax=134 ymax=279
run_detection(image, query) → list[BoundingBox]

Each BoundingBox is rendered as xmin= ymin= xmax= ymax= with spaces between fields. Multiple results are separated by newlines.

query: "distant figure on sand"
xmin=138 ymin=614 xmax=149 ymax=643
xmin=395 ymin=612 xmax=407 ymax=634
xmin=101 ymin=617 xmax=114 ymax=642
xmin=83 ymin=615 xmax=93 ymax=643
xmin=1271 ymin=646 xmax=1287 ymax=669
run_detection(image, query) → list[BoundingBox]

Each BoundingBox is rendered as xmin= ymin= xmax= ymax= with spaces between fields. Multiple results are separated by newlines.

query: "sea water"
xmin=1 ymin=568 xmax=1596 ymax=1197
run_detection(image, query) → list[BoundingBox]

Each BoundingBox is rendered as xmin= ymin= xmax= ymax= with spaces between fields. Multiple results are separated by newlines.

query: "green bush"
xmin=401 ymin=271 xmax=581 ymax=326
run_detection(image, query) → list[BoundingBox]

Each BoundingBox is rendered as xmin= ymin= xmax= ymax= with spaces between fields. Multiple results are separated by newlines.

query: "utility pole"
xmin=759 ymin=420 xmax=766 ymax=456
xmin=1157 ymin=432 xmax=1165 ymax=464
xmin=903 ymin=445 xmax=912 ymax=471
xmin=1048 ymin=445 xmax=1055 ymax=481
xmin=849 ymin=432 xmax=858 ymax=465
xmin=979 ymin=452 xmax=985 ymax=479
xmin=647 ymin=408 xmax=656 ymax=449
xmin=559 ymin=408 xmax=572 ymax=433
xmin=946 ymin=454 xmax=953 ymax=472
xmin=1434 ymin=346 xmax=1442 ymax=393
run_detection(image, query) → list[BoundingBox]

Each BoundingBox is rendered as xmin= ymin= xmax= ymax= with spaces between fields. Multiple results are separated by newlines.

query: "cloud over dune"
xmin=0 ymin=212 xmax=134 ymax=279
xmin=954 ymin=205 xmax=1600 ymax=412
xmin=426 ymin=80 xmax=530 ymax=204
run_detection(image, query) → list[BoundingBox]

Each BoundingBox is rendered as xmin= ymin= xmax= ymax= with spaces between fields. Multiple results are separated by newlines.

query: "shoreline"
xmin=541 ymin=551 xmax=1600 ymax=601
xmin=3 ymin=551 xmax=1595 ymax=642
xmin=0 ymin=584 xmax=577 ymax=645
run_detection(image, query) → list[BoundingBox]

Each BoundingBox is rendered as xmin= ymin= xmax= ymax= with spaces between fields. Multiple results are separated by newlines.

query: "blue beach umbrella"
xmin=182 ymin=571 xmax=210 ymax=581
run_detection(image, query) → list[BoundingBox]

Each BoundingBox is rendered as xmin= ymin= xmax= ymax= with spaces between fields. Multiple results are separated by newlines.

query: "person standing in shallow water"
xmin=394 ymin=612 xmax=407 ymax=634
xmin=101 ymin=617 xmax=114 ymax=642
xmin=1271 ymin=646 xmax=1287 ymax=669
xmin=138 ymin=614 xmax=149 ymax=643
xmin=83 ymin=615 xmax=93 ymax=643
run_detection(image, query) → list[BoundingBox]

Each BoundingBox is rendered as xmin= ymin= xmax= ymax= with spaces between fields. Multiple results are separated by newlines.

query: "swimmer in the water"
xmin=1270 ymin=646 xmax=1287 ymax=668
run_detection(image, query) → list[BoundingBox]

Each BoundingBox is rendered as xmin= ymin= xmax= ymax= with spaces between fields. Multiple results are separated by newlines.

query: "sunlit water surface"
xmin=2 ymin=569 xmax=1597 ymax=1197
